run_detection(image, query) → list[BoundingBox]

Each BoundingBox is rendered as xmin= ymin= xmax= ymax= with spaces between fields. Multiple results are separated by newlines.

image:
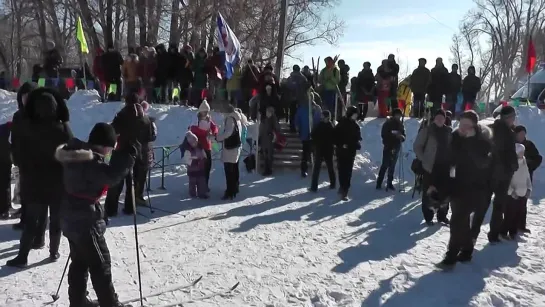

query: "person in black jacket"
xmin=355 ymin=62 xmax=375 ymax=121
xmin=409 ymin=58 xmax=431 ymax=118
xmin=55 ymin=124 xmax=137 ymax=307
xmin=437 ymin=110 xmax=493 ymax=269
xmin=0 ymin=121 xmax=12 ymax=219
xmin=462 ymin=66 xmax=482 ymax=111
xmin=377 ymin=108 xmax=405 ymax=191
xmin=514 ymin=125 xmax=542 ymax=233
xmin=101 ymin=43 xmax=124 ymax=101
xmin=11 ymin=82 xmax=38 ymax=229
xmin=105 ymin=93 xmax=156 ymax=216
xmin=338 ymin=59 xmax=350 ymax=104
xmin=446 ymin=64 xmax=462 ymax=114
xmin=334 ymin=106 xmax=362 ymax=200
xmin=43 ymin=40 xmax=63 ymax=79
xmin=167 ymin=44 xmax=180 ymax=103
xmin=427 ymin=58 xmax=449 ymax=113
xmin=154 ymin=44 xmax=169 ymax=103
xmin=310 ymin=110 xmax=336 ymax=191
xmin=7 ymin=87 xmax=73 ymax=267
xmin=486 ymin=105 xmax=518 ymax=243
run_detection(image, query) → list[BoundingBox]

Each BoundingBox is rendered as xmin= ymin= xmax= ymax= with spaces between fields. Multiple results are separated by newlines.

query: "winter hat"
xmin=434 ymin=109 xmax=446 ymax=119
xmin=514 ymin=125 xmax=527 ymax=134
xmin=391 ymin=108 xmax=402 ymax=117
xmin=198 ymin=100 xmax=211 ymax=113
xmin=185 ymin=130 xmax=198 ymax=145
xmin=88 ymin=123 xmax=117 ymax=148
xmin=346 ymin=106 xmax=358 ymax=118
xmin=32 ymin=92 xmax=58 ymax=121
xmin=322 ymin=110 xmax=331 ymax=119
xmin=500 ymin=105 xmax=516 ymax=119
xmin=17 ymin=82 xmax=38 ymax=109
xmin=460 ymin=110 xmax=479 ymax=124
xmin=516 ymin=143 xmax=525 ymax=155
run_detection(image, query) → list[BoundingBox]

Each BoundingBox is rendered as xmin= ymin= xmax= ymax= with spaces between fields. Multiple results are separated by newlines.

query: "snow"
xmin=1 ymin=89 xmax=545 ymax=306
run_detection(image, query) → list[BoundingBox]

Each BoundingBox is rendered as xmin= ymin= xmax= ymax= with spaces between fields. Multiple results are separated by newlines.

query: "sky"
xmin=286 ymin=0 xmax=476 ymax=77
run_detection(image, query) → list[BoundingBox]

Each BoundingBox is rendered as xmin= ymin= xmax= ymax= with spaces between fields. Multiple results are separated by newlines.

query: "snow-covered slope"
xmin=1 ymin=90 xmax=545 ymax=307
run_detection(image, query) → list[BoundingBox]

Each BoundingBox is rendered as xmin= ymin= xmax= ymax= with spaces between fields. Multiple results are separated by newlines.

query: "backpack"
xmin=223 ymin=118 xmax=241 ymax=150
xmin=410 ymin=128 xmax=430 ymax=175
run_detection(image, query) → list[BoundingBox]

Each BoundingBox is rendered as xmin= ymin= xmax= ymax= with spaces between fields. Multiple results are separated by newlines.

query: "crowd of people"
xmin=0 ymin=41 xmax=539 ymax=306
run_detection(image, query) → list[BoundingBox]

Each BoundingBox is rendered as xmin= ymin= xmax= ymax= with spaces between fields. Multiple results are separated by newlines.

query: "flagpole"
xmin=275 ymin=0 xmax=288 ymax=77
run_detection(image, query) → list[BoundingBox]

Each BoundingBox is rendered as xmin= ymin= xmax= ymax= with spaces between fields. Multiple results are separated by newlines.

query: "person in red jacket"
xmin=189 ymin=100 xmax=218 ymax=187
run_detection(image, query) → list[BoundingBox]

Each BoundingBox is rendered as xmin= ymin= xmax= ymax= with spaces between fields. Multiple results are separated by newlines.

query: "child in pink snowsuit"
xmin=183 ymin=131 xmax=209 ymax=198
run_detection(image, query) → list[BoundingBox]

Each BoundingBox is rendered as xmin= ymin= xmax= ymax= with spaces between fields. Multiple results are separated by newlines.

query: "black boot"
xmin=436 ymin=251 xmax=457 ymax=270
xmin=221 ymin=190 xmax=234 ymax=200
xmin=32 ymin=236 xmax=45 ymax=250
xmin=386 ymin=183 xmax=395 ymax=191
xmin=457 ymin=250 xmax=473 ymax=263
xmin=49 ymin=234 xmax=61 ymax=262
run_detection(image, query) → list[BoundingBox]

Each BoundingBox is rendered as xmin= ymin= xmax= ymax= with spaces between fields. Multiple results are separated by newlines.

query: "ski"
xmin=156 ymin=281 xmax=240 ymax=307
xmin=121 ymin=276 xmax=203 ymax=304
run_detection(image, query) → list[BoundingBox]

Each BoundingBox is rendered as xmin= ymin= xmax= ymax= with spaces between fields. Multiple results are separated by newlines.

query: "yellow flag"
xmin=76 ymin=17 xmax=89 ymax=54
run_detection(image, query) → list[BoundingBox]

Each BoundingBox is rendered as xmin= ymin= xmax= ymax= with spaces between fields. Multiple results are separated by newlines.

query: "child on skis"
xmin=183 ymin=131 xmax=209 ymax=199
xmin=55 ymin=122 xmax=137 ymax=307
xmin=260 ymin=106 xmax=282 ymax=176
xmin=377 ymin=108 xmax=405 ymax=191
xmin=310 ymin=110 xmax=336 ymax=191
xmin=514 ymin=125 xmax=542 ymax=233
xmin=502 ymin=143 xmax=532 ymax=240
xmin=294 ymin=99 xmax=322 ymax=177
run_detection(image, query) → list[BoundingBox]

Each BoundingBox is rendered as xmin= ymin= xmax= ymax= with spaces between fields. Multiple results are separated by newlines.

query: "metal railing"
xmin=146 ymin=141 xmax=253 ymax=191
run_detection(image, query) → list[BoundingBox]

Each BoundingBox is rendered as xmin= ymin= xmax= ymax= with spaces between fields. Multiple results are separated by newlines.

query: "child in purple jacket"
xmin=183 ymin=131 xmax=209 ymax=198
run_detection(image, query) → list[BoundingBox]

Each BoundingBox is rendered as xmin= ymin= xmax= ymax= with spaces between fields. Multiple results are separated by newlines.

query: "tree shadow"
xmin=360 ymin=242 xmax=522 ymax=306
xmin=332 ymin=198 xmax=439 ymax=273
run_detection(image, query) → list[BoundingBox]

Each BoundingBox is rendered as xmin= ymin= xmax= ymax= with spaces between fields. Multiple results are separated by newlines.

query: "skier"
xmin=514 ymin=125 xmax=542 ymax=233
xmin=334 ymin=106 xmax=362 ymax=200
xmin=7 ymin=87 xmax=72 ymax=267
xmin=461 ymin=66 xmax=482 ymax=111
xmin=413 ymin=109 xmax=452 ymax=226
xmin=437 ymin=110 xmax=492 ymax=269
xmin=310 ymin=110 xmax=336 ymax=192
xmin=104 ymin=93 xmax=156 ymax=216
xmin=427 ymin=58 xmax=449 ymax=113
xmin=354 ymin=62 xmax=376 ymax=121
xmin=11 ymin=82 xmax=38 ymax=229
xmin=319 ymin=57 xmax=341 ymax=119
xmin=486 ymin=105 xmax=518 ymax=243
xmin=376 ymin=108 xmax=405 ymax=191
xmin=101 ymin=42 xmax=124 ymax=101
xmin=55 ymin=123 xmax=137 ymax=307
xmin=446 ymin=64 xmax=462 ymax=114
xmin=294 ymin=98 xmax=322 ymax=177
xmin=409 ymin=58 xmax=430 ymax=118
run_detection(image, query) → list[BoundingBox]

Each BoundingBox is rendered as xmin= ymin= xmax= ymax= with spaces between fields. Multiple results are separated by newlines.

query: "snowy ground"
xmin=1 ymin=89 xmax=545 ymax=306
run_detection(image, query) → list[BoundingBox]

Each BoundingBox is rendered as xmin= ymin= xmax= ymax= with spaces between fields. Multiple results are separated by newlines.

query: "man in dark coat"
xmin=338 ymin=59 xmax=350 ymax=105
xmin=377 ymin=108 xmax=405 ymax=191
xmin=514 ymin=125 xmax=542 ymax=233
xmin=55 ymin=123 xmax=136 ymax=307
xmin=427 ymin=57 xmax=449 ymax=113
xmin=101 ymin=43 xmax=124 ymax=101
xmin=286 ymin=65 xmax=311 ymax=131
xmin=43 ymin=40 xmax=63 ymax=78
xmin=11 ymin=82 xmax=38 ymax=229
xmin=387 ymin=54 xmax=400 ymax=107
xmin=310 ymin=110 xmax=336 ymax=191
xmin=437 ymin=110 xmax=492 ymax=269
xmin=446 ymin=64 xmax=462 ymax=114
xmin=486 ymin=105 xmax=518 ymax=243
xmin=6 ymin=87 xmax=73 ymax=267
xmin=105 ymin=93 xmax=156 ymax=216
xmin=462 ymin=66 xmax=482 ymax=111
xmin=355 ymin=62 xmax=376 ymax=121
xmin=153 ymin=44 xmax=169 ymax=103
xmin=334 ymin=106 xmax=362 ymax=200
xmin=409 ymin=58 xmax=430 ymax=118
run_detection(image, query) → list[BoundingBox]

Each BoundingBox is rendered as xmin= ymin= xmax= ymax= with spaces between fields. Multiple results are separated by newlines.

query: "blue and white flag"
xmin=216 ymin=12 xmax=241 ymax=79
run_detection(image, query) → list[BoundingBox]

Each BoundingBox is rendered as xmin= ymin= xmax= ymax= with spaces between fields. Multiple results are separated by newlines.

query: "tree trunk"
xmin=127 ymin=0 xmax=136 ymax=49
xmin=106 ymin=0 xmax=114 ymax=46
xmin=169 ymin=0 xmax=179 ymax=44
xmin=78 ymin=0 xmax=102 ymax=51
xmin=136 ymin=0 xmax=147 ymax=45
xmin=114 ymin=0 xmax=122 ymax=49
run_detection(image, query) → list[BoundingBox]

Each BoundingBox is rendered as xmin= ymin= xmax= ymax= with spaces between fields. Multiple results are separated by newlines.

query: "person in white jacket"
xmin=502 ymin=143 xmax=532 ymax=239
xmin=216 ymin=105 xmax=246 ymax=200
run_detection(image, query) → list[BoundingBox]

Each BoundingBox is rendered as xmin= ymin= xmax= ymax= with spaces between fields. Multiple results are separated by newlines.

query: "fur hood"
xmin=453 ymin=123 xmax=493 ymax=140
xmin=54 ymin=139 xmax=100 ymax=163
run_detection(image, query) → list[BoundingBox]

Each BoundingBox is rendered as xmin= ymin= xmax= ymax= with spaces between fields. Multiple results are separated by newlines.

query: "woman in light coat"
xmin=216 ymin=105 xmax=247 ymax=199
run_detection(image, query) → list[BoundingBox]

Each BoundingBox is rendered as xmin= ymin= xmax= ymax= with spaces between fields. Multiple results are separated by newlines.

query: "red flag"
xmin=526 ymin=37 xmax=536 ymax=74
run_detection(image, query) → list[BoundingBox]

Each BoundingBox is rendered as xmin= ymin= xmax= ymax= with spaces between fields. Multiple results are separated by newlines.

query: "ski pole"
xmin=129 ymin=170 xmax=144 ymax=306
xmin=51 ymin=256 xmax=70 ymax=302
